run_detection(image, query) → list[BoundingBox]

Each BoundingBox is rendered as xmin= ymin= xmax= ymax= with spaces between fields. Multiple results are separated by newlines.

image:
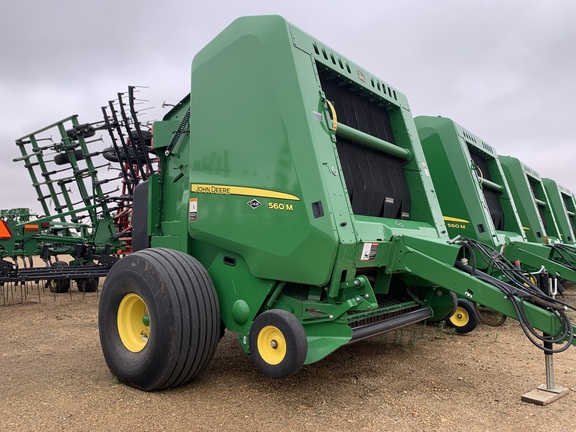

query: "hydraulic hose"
xmin=453 ymin=236 xmax=575 ymax=353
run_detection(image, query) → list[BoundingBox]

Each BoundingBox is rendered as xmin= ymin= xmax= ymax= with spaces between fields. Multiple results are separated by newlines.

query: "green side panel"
xmin=303 ymin=321 xmax=352 ymax=364
xmin=499 ymin=155 xmax=561 ymax=244
xmin=542 ymin=178 xmax=576 ymax=244
xmin=187 ymin=16 xmax=339 ymax=286
xmin=206 ymin=250 xmax=276 ymax=334
xmin=184 ymin=16 xmax=449 ymax=288
xmin=150 ymin=96 xmax=194 ymax=250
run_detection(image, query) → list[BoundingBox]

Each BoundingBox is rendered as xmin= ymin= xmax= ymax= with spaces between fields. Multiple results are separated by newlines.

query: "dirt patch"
xmin=1 ymin=282 xmax=575 ymax=432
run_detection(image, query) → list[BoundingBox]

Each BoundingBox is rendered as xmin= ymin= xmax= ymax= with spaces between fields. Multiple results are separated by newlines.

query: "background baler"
xmin=97 ymin=15 xmax=576 ymax=391
xmin=416 ymin=115 xmax=576 ymax=285
xmin=499 ymin=156 xmax=563 ymax=244
xmin=499 ymin=155 xmax=576 ymax=276
xmin=542 ymin=178 xmax=576 ymax=246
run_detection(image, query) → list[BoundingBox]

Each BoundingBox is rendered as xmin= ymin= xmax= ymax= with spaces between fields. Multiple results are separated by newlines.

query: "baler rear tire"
xmin=446 ymin=299 xmax=478 ymax=334
xmin=249 ymin=309 xmax=307 ymax=378
xmin=98 ymin=248 xmax=220 ymax=391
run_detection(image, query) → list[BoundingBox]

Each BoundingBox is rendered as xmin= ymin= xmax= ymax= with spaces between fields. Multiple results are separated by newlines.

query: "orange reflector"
xmin=0 ymin=220 xmax=12 ymax=239
xmin=24 ymin=224 xmax=39 ymax=232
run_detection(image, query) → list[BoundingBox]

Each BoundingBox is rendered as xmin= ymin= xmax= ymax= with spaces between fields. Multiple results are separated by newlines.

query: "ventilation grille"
xmin=319 ymin=65 xmax=410 ymax=219
xmin=469 ymin=148 xmax=504 ymax=230
xmin=462 ymin=130 xmax=495 ymax=155
xmin=561 ymin=193 xmax=576 ymax=235
xmin=311 ymin=41 xmax=398 ymax=101
xmin=528 ymin=178 xmax=547 ymax=231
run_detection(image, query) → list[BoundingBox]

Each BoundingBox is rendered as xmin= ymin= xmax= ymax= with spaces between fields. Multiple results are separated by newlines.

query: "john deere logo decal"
xmin=247 ymin=199 xmax=262 ymax=209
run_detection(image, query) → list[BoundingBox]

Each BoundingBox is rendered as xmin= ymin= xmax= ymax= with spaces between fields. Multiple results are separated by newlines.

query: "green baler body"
xmin=499 ymin=155 xmax=561 ymax=244
xmin=542 ymin=178 xmax=576 ymax=245
xmin=142 ymin=16 xmax=575 ymax=364
xmin=415 ymin=116 xmax=576 ymax=281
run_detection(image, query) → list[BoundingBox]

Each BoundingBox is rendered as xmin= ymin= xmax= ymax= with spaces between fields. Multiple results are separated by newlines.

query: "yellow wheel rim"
xmin=117 ymin=293 xmax=150 ymax=352
xmin=449 ymin=306 xmax=470 ymax=327
xmin=257 ymin=325 xmax=286 ymax=365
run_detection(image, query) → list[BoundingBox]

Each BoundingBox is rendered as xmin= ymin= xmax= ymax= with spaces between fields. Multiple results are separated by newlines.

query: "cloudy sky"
xmin=1 ymin=0 xmax=575 ymax=213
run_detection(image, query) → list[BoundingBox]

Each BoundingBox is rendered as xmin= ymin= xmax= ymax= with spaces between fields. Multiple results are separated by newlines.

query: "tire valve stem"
xmin=142 ymin=313 xmax=150 ymax=327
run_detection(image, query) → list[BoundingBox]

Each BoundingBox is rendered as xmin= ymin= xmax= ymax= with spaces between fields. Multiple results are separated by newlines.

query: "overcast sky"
xmin=1 ymin=0 xmax=575 ymax=214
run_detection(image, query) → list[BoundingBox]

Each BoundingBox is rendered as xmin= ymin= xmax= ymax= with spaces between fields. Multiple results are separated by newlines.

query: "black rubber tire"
xmin=102 ymin=147 xmax=120 ymax=163
xmin=98 ymin=248 xmax=220 ymax=391
xmin=76 ymin=277 xmax=99 ymax=293
xmin=473 ymin=303 xmax=507 ymax=327
xmin=445 ymin=299 xmax=478 ymax=334
xmin=47 ymin=261 xmax=71 ymax=293
xmin=66 ymin=124 xmax=95 ymax=140
xmin=102 ymin=146 xmax=150 ymax=164
xmin=54 ymin=149 xmax=85 ymax=165
xmin=249 ymin=309 xmax=307 ymax=378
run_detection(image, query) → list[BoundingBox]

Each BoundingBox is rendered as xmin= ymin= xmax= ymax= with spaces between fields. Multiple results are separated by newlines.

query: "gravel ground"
xmin=1 ymin=282 xmax=575 ymax=432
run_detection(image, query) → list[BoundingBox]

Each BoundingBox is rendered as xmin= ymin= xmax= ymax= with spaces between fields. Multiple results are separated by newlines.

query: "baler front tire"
xmin=249 ymin=310 xmax=307 ymax=378
xmin=446 ymin=299 xmax=478 ymax=334
xmin=98 ymin=248 xmax=220 ymax=391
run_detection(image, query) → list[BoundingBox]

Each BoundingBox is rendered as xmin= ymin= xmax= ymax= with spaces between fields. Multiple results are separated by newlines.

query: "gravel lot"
xmin=1 ymin=282 xmax=575 ymax=431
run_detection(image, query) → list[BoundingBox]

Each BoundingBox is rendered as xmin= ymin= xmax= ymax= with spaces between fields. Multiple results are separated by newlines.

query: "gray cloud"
xmin=1 ymin=0 xmax=575 ymax=213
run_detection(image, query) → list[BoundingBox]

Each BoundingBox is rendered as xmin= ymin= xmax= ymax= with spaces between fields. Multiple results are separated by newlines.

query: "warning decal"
xmin=189 ymin=198 xmax=198 ymax=222
xmin=361 ymin=242 xmax=378 ymax=261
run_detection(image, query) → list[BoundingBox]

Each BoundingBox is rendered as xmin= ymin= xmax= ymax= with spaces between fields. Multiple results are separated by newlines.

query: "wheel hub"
xmin=257 ymin=325 xmax=286 ymax=365
xmin=117 ymin=293 xmax=150 ymax=353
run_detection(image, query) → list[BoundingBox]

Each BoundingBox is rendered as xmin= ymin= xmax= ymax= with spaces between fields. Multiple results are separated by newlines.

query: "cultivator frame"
xmin=0 ymin=87 xmax=156 ymax=295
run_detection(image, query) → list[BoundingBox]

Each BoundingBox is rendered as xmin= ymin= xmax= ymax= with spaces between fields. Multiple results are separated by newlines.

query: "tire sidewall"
xmin=447 ymin=299 xmax=478 ymax=334
xmin=249 ymin=310 xmax=307 ymax=379
xmin=99 ymin=255 xmax=175 ymax=390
